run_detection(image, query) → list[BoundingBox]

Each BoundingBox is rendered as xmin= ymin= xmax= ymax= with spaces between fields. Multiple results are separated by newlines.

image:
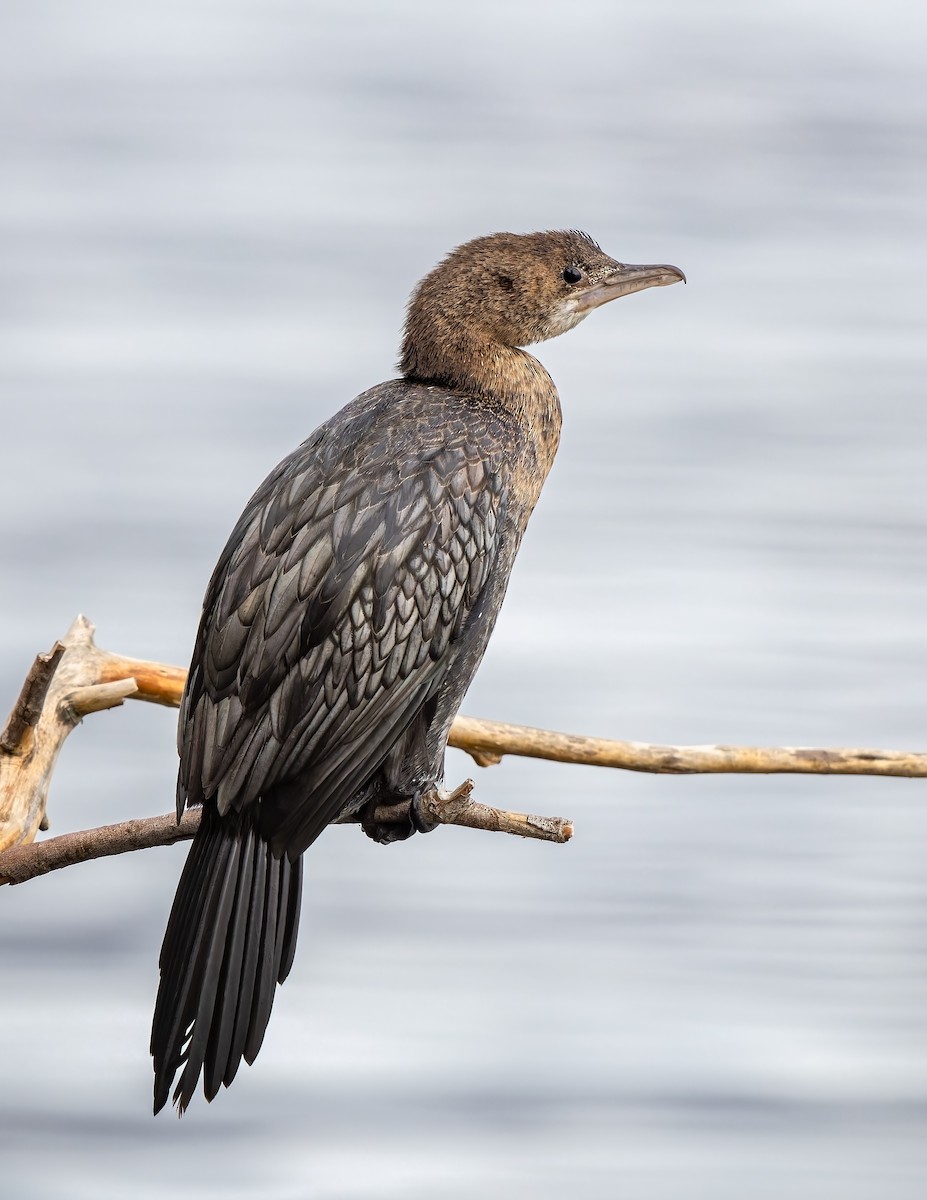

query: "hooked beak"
xmin=576 ymin=262 xmax=686 ymax=314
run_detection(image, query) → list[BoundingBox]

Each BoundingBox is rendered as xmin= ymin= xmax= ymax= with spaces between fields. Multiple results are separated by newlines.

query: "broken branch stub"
xmin=0 ymin=619 xmax=141 ymax=852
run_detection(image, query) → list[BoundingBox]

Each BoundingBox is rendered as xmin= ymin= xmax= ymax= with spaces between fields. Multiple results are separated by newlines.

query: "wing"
xmin=178 ymin=387 xmax=509 ymax=857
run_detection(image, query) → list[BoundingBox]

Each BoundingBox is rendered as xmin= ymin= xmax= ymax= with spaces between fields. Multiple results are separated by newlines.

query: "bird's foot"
xmin=360 ymin=797 xmax=416 ymax=844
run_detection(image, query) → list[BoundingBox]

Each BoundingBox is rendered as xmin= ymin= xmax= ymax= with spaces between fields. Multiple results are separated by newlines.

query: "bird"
xmin=151 ymin=230 xmax=685 ymax=1114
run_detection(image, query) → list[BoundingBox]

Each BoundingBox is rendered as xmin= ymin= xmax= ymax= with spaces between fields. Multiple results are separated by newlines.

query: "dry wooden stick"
xmin=447 ymin=717 xmax=927 ymax=778
xmin=0 ymin=622 xmax=146 ymax=852
xmin=0 ymin=783 xmax=573 ymax=886
xmin=0 ymin=811 xmax=202 ymax=885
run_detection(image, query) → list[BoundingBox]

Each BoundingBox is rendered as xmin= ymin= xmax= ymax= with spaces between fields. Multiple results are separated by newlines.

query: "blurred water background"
xmin=2 ymin=1 xmax=927 ymax=1196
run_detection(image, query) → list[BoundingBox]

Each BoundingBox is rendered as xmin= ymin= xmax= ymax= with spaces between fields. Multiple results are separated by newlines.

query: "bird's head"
xmin=401 ymin=230 xmax=685 ymax=383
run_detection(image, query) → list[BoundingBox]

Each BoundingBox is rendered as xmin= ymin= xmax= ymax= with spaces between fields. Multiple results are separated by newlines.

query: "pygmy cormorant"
xmin=151 ymin=230 xmax=685 ymax=1113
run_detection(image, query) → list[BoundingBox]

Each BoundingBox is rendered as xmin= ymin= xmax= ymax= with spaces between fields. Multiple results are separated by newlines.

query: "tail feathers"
xmin=151 ymin=804 xmax=302 ymax=1115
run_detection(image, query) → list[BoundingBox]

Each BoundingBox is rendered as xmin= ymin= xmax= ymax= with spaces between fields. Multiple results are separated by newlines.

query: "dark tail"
xmin=151 ymin=804 xmax=302 ymax=1115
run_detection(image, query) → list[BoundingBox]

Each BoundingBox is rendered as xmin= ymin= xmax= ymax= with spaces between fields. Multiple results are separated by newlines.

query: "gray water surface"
xmin=2 ymin=2 xmax=927 ymax=1197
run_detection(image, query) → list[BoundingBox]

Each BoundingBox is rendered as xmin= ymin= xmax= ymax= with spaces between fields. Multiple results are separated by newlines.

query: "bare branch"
xmin=0 ymin=811 xmax=201 ymax=885
xmin=447 ymin=716 xmax=927 ymax=779
xmin=414 ymin=778 xmax=573 ymax=841
xmin=0 ymin=619 xmax=151 ymax=851
xmin=1 ymin=622 xmax=121 ymax=851
xmin=59 ymin=679 xmax=139 ymax=722
xmin=0 ymin=782 xmax=572 ymax=886
xmin=96 ymin=653 xmax=186 ymax=707
xmin=1 ymin=643 xmax=66 ymax=754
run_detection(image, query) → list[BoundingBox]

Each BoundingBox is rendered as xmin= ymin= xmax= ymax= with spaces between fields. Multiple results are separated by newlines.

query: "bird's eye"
xmin=562 ymin=266 xmax=583 ymax=285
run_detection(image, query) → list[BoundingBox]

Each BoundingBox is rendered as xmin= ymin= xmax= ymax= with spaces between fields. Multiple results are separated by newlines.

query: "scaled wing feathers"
xmin=177 ymin=390 xmax=508 ymax=855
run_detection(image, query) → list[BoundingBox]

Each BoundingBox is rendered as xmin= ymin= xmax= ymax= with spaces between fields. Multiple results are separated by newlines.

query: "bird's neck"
xmin=401 ymin=328 xmax=562 ymax=451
